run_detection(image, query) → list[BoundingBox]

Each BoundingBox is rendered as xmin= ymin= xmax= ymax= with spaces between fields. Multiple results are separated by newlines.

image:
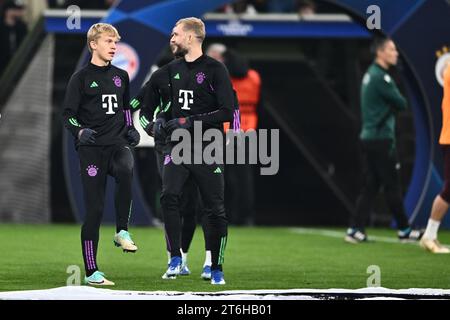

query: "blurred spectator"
xmin=207 ymin=44 xmax=262 ymax=225
xmin=104 ymin=0 xmax=114 ymax=8
xmin=296 ymin=0 xmax=316 ymax=17
xmin=249 ymin=0 xmax=267 ymax=12
xmin=265 ymin=0 xmax=296 ymax=13
xmin=215 ymin=0 xmax=268 ymax=14
xmin=62 ymin=0 xmax=113 ymax=9
xmin=0 ymin=0 xmax=27 ymax=76
xmin=220 ymin=0 xmax=257 ymax=15
xmin=206 ymin=43 xmax=226 ymax=63
xmin=47 ymin=0 xmax=65 ymax=8
xmin=234 ymin=0 xmax=257 ymax=14
xmin=223 ymin=47 xmax=261 ymax=147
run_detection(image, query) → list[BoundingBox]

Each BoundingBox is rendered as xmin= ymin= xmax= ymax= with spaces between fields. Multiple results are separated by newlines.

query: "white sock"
xmin=423 ymin=219 xmax=440 ymax=240
xmin=181 ymin=250 xmax=188 ymax=265
xmin=204 ymin=250 xmax=211 ymax=267
xmin=167 ymin=251 xmax=171 ymax=264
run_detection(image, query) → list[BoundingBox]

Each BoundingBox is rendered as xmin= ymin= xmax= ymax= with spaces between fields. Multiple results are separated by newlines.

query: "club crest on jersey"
xmin=87 ymin=165 xmax=98 ymax=177
xmin=196 ymin=72 xmax=206 ymax=84
xmin=102 ymin=94 xmax=118 ymax=114
xmin=112 ymin=76 xmax=122 ymax=87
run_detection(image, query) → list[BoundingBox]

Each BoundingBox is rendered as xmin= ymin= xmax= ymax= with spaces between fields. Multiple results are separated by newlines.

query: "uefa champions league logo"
xmin=112 ymin=42 xmax=140 ymax=81
xmin=87 ymin=165 xmax=98 ymax=177
xmin=196 ymin=72 xmax=206 ymax=84
xmin=112 ymin=75 xmax=122 ymax=87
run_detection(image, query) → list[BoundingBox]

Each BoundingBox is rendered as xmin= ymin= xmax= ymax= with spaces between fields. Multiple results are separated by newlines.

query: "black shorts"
xmin=440 ymin=145 xmax=450 ymax=202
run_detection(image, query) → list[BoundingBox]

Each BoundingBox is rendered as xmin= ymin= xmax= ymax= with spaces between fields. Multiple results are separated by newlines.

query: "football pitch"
xmin=1 ymin=224 xmax=450 ymax=293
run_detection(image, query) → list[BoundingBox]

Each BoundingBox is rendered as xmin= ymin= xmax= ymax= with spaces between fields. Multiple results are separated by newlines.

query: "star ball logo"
xmin=196 ymin=72 xmax=206 ymax=84
xmin=435 ymin=46 xmax=450 ymax=87
xmin=112 ymin=42 xmax=140 ymax=81
xmin=112 ymin=75 xmax=122 ymax=87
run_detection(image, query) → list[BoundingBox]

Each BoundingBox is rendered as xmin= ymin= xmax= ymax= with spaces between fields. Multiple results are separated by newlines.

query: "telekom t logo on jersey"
xmin=178 ymin=90 xmax=193 ymax=110
xmin=102 ymin=94 xmax=118 ymax=114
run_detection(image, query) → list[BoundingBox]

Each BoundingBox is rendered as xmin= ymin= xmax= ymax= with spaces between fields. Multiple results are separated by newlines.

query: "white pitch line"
xmin=290 ymin=227 xmax=450 ymax=247
xmin=1 ymin=286 xmax=450 ymax=300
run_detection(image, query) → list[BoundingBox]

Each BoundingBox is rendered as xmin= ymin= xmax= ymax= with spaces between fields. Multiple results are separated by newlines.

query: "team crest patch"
xmin=113 ymin=76 xmax=122 ymax=87
xmin=196 ymin=72 xmax=206 ymax=84
xmin=87 ymin=165 xmax=99 ymax=177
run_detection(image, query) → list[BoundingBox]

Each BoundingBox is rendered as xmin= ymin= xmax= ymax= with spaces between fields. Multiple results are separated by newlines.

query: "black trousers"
xmin=160 ymin=152 xmax=227 ymax=271
xmin=439 ymin=145 xmax=450 ymax=202
xmin=78 ymin=144 xmax=134 ymax=275
xmin=350 ymin=139 xmax=409 ymax=231
xmin=155 ymin=150 xmax=201 ymax=254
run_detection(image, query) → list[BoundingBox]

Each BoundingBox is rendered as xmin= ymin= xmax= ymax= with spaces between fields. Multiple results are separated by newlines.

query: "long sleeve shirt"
xmin=360 ymin=63 xmax=407 ymax=142
xmin=62 ymin=62 xmax=131 ymax=147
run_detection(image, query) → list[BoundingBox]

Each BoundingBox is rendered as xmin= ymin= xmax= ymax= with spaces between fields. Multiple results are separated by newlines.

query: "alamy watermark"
xmin=366 ymin=265 xmax=381 ymax=287
xmin=66 ymin=5 xmax=81 ymax=30
xmin=169 ymin=122 xmax=279 ymax=176
xmin=66 ymin=265 xmax=81 ymax=286
xmin=366 ymin=5 xmax=381 ymax=30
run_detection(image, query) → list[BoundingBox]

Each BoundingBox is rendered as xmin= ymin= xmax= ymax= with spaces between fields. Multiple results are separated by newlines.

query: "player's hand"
xmin=78 ymin=128 xmax=97 ymax=144
xmin=142 ymin=118 xmax=165 ymax=137
xmin=145 ymin=118 xmax=167 ymax=146
xmin=153 ymin=117 xmax=166 ymax=137
xmin=165 ymin=117 xmax=192 ymax=133
xmin=127 ymin=127 xmax=140 ymax=147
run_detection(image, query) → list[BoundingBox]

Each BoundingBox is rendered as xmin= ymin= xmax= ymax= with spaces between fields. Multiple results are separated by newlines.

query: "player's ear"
xmin=89 ymin=40 xmax=97 ymax=51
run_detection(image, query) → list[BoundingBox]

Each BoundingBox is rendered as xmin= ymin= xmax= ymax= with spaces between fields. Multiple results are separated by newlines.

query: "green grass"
xmin=1 ymin=224 xmax=450 ymax=292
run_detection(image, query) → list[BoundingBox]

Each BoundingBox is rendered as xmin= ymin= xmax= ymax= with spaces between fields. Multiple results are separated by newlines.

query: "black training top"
xmin=158 ymin=54 xmax=235 ymax=130
xmin=62 ymin=62 xmax=132 ymax=147
xmin=135 ymin=65 xmax=172 ymax=128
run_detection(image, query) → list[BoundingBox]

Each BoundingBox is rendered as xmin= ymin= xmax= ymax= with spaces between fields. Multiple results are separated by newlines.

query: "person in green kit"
xmin=345 ymin=37 xmax=423 ymax=244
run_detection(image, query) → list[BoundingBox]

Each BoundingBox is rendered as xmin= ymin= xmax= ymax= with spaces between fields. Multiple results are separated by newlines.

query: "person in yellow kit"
xmin=420 ymin=58 xmax=450 ymax=253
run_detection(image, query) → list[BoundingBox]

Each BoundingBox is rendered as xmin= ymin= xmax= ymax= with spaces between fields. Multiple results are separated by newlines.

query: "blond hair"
xmin=86 ymin=23 xmax=121 ymax=53
xmin=175 ymin=17 xmax=206 ymax=43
